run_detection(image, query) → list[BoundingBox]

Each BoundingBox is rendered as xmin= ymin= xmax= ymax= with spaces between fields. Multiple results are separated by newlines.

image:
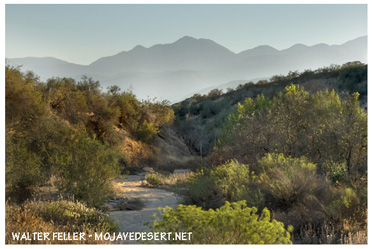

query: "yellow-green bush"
xmin=184 ymin=170 xmax=222 ymax=209
xmin=328 ymin=187 xmax=366 ymax=222
xmin=136 ymin=121 xmax=158 ymax=143
xmin=258 ymin=153 xmax=320 ymax=210
xmin=150 ymin=201 xmax=292 ymax=244
xmin=210 ymin=160 xmax=262 ymax=204
xmin=218 ymin=85 xmax=367 ymax=181
xmin=145 ymin=172 xmax=165 ymax=186
xmin=185 ymin=161 xmax=264 ymax=209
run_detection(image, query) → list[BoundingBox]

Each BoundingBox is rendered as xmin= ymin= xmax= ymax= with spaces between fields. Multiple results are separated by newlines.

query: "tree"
xmin=217 ymin=85 xmax=367 ymax=181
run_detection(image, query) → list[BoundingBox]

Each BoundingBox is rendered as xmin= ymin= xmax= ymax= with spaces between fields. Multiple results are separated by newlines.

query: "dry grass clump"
xmin=342 ymin=230 xmax=367 ymax=244
xmin=145 ymin=171 xmax=194 ymax=187
xmin=6 ymin=204 xmax=57 ymax=244
xmin=6 ymin=199 xmax=117 ymax=244
xmin=289 ymin=211 xmax=367 ymax=244
xmin=341 ymin=215 xmax=368 ymax=244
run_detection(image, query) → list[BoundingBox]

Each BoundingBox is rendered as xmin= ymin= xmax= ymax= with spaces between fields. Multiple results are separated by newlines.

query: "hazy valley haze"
xmin=7 ymin=35 xmax=367 ymax=102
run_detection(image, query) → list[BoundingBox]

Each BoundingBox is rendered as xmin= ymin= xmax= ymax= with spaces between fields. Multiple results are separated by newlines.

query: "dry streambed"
xmin=109 ymin=173 xmax=181 ymax=233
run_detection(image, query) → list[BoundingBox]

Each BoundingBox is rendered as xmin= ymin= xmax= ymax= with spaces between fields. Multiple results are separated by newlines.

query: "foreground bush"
xmin=258 ymin=153 xmax=323 ymax=211
xmin=185 ymin=160 xmax=263 ymax=210
xmin=184 ymin=170 xmax=223 ymax=209
xmin=51 ymin=129 xmax=120 ymax=208
xmin=150 ymin=201 xmax=292 ymax=244
xmin=6 ymin=199 xmax=117 ymax=244
xmin=327 ymin=186 xmax=367 ymax=222
xmin=6 ymin=135 xmax=43 ymax=203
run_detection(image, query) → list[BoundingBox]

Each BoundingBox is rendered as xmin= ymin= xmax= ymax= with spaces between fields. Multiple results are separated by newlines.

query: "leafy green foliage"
xmin=5 ymin=66 xmax=175 ymax=207
xmin=136 ymin=121 xmax=158 ymax=143
xmin=338 ymin=61 xmax=367 ymax=95
xmin=186 ymin=160 xmax=264 ymax=210
xmin=210 ymin=160 xmax=263 ymax=206
xmin=184 ymin=170 xmax=222 ymax=209
xmin=6 ymin=66 xmax=46 ymax=129
xmin=6 ymin=135 xmax=43 ymax=203
xmin=174 ymin=62 xmax=367 ymax=161
xmin=207 ymin=88 xmax=223 ymax=100
xmin=51 ymin=129 xmax=120 ymax=208
xmin=257 ymin=154 xmax=322 ymax=211
xmin=327 ymin=186 xmax=367 ymax=222
xmin=150 ymin=201 xmax=292 ymax=244
xmin=145 ymin=172 xmax=165 ymax=186
xmin=217 ymin=85 xmax=367 ymax=182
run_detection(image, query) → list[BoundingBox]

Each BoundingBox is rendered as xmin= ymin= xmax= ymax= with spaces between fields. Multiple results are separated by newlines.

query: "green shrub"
xmin=136 ymin=121 xmax=158 ymax=143
xmin=185 ymin=161 xmax=264 ymax=209
xmin=145 ymin=172 xmax=165 ymax=186
xmin=51 ymin=129 xmax=120 ymax=208
xmin=150 ymin=201 xmax=293 ymax=244
xmin=184 ymin=170 xmax=224 ymax=209
xmin=218 ymin=85 xmax=367 ymax=181
xmin=6 ymin=65 xmax=46 ymax=129
xmin=328 ymin=187 xmax=366 ymax=222
xmin=258 ymin=153 xmax=320 ymax=210
xmin=210 ymin=160 xmax=264 ymax=208
xmin=6 ymin=135 xmax=43 ymax=203
xmin=323 ymin=160 xmax=347 ymax=184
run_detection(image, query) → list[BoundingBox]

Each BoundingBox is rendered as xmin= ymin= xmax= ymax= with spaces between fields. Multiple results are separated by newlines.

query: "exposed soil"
xmin=109 ymin=173 xmax=180 ymax=234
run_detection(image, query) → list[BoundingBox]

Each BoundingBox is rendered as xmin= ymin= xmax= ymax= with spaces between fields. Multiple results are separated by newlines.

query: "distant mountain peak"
xmin=238 ymin=45 xmax=279 ymax=58
xmin=131 ymin=45 xmax=146 ymax=51
xmin=178 ymin=35 xmax=197 ymax=41
xmin=289 ymin=43 xmax=308 ymax=49
xmin=173 ymin=36 xmax=199 ymax=45
xmin=280 ymin=43 xmax=309 ymax=54
xmin=255 ymin=45 xmax=277 ymax=49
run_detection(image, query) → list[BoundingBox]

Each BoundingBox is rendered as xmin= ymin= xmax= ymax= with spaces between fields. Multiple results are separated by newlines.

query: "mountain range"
xmin=7 ymin=35 xmax=367 ymax=102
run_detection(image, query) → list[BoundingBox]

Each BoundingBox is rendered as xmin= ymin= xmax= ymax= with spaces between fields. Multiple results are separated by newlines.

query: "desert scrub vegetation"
xmin=145 ymin=171 xmax=193 ymax=187
xmin=185 ymin=152 xmax=367 ymax=244
xmin=149 ymin=201 xmax=293 ymax=244
xmin=184 ymin=160 xmax=263 ymax=210
xmin=212 ymin=85 xmax=367 ymax=243
xmin=173 ymin=62 xmax=367 ymax=160
xmin=6 ymin=122 xmax=122 ymax=208
xmin=5 ymin=65 xmax=178 ymax=244
xmin=216 ymin=84 xmax=367 ymax=179
xmin=5 ymin=65 xmax=177 ymax=206
xmin=6 ymin=199 xmax=117 ymax=244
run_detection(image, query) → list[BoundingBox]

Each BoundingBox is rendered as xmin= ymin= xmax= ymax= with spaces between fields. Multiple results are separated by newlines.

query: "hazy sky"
xmin=5 ymin=4 xmax=367 ymax=65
